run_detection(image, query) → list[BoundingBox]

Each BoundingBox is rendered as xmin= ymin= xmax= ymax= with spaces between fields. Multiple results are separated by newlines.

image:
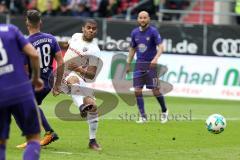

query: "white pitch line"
xmin=51 ymin=151 xmax=73 ymax=155
xmin=50 ymin=151 xmax=92 ymax=156
xmin=46 ymin=116 xmax=240 ymax=121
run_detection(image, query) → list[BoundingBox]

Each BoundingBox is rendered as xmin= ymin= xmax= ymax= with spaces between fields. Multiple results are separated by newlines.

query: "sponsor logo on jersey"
xmin=138 ymin=43 xmax=147 ymax=53
xmin=83 ymin=47 xmax=88 ymax=52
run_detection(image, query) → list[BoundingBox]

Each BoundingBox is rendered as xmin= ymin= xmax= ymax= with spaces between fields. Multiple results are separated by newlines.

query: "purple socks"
xmin=136 ymin=95 xmax=146 ymax=118
xmin=156 ymin=95 xmax=167 ymax=112
xmin=0 ymin=144 xmax=6 ymax=160
xmin=23 ymin=141 xmax=40 ymax=160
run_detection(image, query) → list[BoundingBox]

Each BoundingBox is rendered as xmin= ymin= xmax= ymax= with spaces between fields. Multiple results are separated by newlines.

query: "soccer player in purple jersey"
xmin=126 ymin=11 xmax=168 ymax=123
xmin=16 ymin=10 xmax=64 ymax=148
xmin=0 ymin=24 xmax=43 ymax=160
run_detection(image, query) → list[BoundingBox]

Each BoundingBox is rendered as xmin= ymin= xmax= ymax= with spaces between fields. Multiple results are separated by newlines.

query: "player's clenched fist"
xmin=32 ymin=78 xmax=44 ymax=92
xmin=68 ymin=62 xmax=79 ymax=71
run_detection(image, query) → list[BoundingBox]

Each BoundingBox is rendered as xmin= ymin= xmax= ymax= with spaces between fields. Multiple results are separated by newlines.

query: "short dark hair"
xmin=83 ymin=19 xmax=97 ymax=27
xmin=26 ymin=10 xmax=41 ymax=26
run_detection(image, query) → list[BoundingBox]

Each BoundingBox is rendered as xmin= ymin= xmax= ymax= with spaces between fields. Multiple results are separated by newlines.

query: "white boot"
xmin=136 ymin=117 xmax=147 ymax=124
xmin=161 ymin=110 xmax=168 ymax=124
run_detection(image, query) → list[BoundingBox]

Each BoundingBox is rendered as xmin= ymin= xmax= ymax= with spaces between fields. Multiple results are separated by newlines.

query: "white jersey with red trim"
xmin=60 ymin=33 xmax=100 ymax=95
xmin=64 ymin=33 xmax=100 ymax=68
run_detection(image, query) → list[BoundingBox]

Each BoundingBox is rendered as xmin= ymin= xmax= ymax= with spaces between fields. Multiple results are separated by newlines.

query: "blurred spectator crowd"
xmin=0 ymin=0 xmax=190 ymax=20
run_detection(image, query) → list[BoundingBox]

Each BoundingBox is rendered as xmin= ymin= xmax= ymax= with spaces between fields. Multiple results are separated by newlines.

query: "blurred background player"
xmin=16 ymin=10 xmax=64 ymax=149
xmin=126 ymin=11 xmax=168 ymax=124
xmin=0 ymin=23 xmax=43 ymax=160
xmin=59 ymin=19 xmax=101 ymax=151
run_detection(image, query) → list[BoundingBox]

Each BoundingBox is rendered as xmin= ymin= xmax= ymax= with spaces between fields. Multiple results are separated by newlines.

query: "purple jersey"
xmin=130 ymin=26 xmax=162 ymax=70
xmin=27 ymin=32 xmax=60 ymax=81
xmin=0 ymin=24 xmax=34 ymax=107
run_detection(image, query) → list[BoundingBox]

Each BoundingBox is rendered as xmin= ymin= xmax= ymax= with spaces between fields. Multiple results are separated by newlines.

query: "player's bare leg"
xmin=67 ymin=76 xmax=101 ymax=151
xmin=67 ymin=75 xmax=96 ymax=117
xmin=66 ymin=75 xmax=93 ymax=116
xmin=83 ymin=97 xmax=101 ymax=151
xmin=135 ymin=88 xmax=147 ymax=123
xmin=152 ymin=88 xmax=168 ymax=123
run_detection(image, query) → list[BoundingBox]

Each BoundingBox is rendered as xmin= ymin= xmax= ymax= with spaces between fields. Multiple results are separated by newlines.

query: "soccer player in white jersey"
xmin=60 ymin=19 xmax=101 ymax=151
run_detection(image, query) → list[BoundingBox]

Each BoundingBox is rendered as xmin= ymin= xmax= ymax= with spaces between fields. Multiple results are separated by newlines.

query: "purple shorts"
xmin=0 ymin=98 xmax=41 ymax=139
xmin=133 ymin=68 xmax=159 ymax=89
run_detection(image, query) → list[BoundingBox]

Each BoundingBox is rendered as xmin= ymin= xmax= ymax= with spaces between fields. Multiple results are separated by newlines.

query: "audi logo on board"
xmin=212 ymin=38 xmax=240 ymax=57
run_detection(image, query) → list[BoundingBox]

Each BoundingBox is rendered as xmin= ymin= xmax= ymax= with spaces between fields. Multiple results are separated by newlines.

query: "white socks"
xmin=70 ymin=83 xmax=98 ymax=140
xmin=87 ymin=112 xmax=98 ymax=139
xmin=71 ymin=84 xmax=84 ymax=108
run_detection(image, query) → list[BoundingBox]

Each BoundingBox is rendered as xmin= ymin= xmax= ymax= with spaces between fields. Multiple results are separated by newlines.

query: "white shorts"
xmin=60 ymin=71 xmax=94 ymax=98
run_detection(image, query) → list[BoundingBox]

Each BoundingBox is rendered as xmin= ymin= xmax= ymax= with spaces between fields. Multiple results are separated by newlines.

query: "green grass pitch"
xmin=6 ymin=94 xmax=240 ymax=160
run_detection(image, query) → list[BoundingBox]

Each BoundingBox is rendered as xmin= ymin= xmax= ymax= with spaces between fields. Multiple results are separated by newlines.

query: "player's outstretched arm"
xmin=53 ymin=51 xmax=64 ymax=96
xmin=23 ymin=43 xmax=43 ymax=91
xmin=83 ymin=66 xmax=97 ymax=80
